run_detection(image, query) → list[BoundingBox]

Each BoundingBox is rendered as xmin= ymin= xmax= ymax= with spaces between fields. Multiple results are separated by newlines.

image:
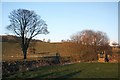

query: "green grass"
xmin=4 ymin=63 xmax=118 ymax=79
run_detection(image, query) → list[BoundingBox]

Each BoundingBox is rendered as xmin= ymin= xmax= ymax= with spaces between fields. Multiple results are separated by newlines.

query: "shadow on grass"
xmin=37 ymin=69 xmax=82 ymax=78
xmin=58 ymin=70 xmax=82 ymax=78
xmin=34 ymin=69 xmax=69 ymax=78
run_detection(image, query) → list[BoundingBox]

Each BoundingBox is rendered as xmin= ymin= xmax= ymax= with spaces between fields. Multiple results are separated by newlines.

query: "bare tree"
xmin=7 ymin=9 xmax=49 ymax=60
xmin=70 ymin=30 xmax=110 ymax=54
xmin=71 ymin=30 xmax=109 ymax=46
xmin=70 ymin=30 xmax=110 ymax=61
xmin=70 ymin=33 xmax=81 ymax=43
xmin=95 ymin=31 xmax=109 ymax=46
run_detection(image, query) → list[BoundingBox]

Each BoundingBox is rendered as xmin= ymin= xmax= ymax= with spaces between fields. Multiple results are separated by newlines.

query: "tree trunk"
xmin=24 ymin=52 xmax=27 ymax=60
xmin=23 ymin=48 xmax=27 ymax=61
xmin=21 ymin=35 xmax=30 ymax=61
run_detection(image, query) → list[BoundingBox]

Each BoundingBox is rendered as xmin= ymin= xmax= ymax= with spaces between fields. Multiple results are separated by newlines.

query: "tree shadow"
xmin=34 ymin=69 xmax=69 ymax=78
xmin=58 ymin=70 xmax=82 ymax=78
xmin=36 ymin=70 xmax=82 ymax=80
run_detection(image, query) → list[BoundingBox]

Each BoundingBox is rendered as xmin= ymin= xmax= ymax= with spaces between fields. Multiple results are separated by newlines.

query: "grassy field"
xmin=2 ymin=41 xmax=102 ymax=62
xmin=2 ymin=42 xmax=80 ymax=57
xmin=2 ymin=38 xmax=120 ymax=79
xmin=3 ymin=63 xmax=118 ymax=79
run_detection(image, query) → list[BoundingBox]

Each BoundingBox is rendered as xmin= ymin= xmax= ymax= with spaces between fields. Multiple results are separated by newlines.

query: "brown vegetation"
xmin=2 ymin=35 xmax=119 ymax=62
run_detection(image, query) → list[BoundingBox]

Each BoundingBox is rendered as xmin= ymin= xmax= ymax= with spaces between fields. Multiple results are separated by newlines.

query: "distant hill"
xmin=0 ymin=35 xmax=18 ymax=42
xmin=0 ymin=35 xmax=43 ymax=42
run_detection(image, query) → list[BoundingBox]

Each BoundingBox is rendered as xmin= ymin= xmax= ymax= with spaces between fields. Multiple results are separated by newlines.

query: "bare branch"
xmin=7 ymin=9 xmax=49 ymax=60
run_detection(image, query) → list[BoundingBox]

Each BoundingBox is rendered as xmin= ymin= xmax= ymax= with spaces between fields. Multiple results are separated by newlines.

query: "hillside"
xmin=0 ymin=35 xmax=21 ymax=43
xmin=2 ymin=41 xmax=81 ymax=61
xmin=0 ymin=35 xmax=43 ymax=42
xmin=1 ymin=35 xmax=119 ymax=62
xmin=1 ymin=35 xmax=84 ymax=61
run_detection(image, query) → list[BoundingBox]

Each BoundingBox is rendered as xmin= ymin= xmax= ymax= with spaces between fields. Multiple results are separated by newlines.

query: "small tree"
xmin=7 ymin=9 xmax=49 ymax=60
